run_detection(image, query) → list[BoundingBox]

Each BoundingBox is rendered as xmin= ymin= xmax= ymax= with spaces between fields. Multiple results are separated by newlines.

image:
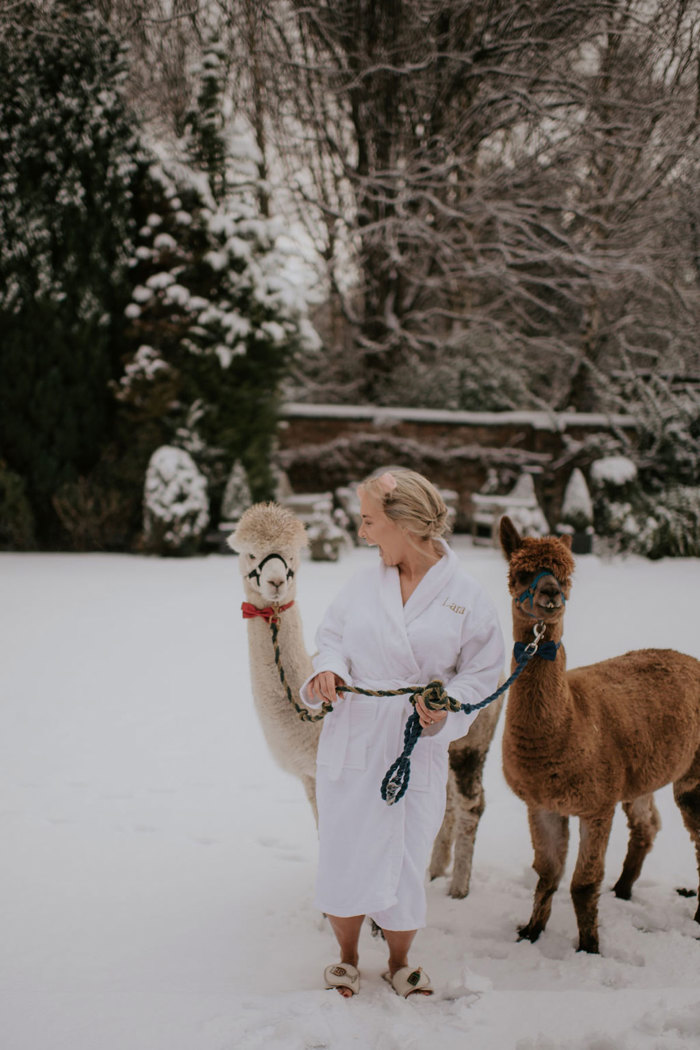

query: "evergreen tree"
xmin=115 ymin=120 xmax=317 ymax=523
xmin=184 ymin=36 xmax=229 ymax=204
xmin=0 ymin=0 xmax=143 ymax=544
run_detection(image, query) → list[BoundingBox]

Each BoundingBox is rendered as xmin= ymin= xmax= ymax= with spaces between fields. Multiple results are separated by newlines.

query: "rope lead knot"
xmin=381 ymin=681 xmax=460 ymax=806
xmin=414 ymin=679 xmax=462 ymax=714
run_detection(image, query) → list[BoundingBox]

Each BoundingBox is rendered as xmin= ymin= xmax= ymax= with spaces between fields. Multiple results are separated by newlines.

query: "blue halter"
xmin=515 ymin=570 xmax=567 ymax=618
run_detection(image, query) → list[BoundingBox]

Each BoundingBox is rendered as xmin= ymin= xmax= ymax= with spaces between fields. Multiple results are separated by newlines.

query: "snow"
xmin=281 ymin=402 xmax=639 ymax=432
xmin=146 ymin=272 xmax=176 ymax=291
xmin=120 ymin=344 xmax=170 ymax=383
xmin=1 ymin=540 xmax=699 ymax=1050
xmin=153 ymin=233 xmax=177 ymax=253
xmin=132 ymin=284 xmax=153 ymax=304
xmin=590 ymin=456 xmax=638 ymax=486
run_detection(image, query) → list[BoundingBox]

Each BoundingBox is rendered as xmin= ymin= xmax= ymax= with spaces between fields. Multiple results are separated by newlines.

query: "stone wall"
xmin=275 ymin=403 xmax=637 ymax=531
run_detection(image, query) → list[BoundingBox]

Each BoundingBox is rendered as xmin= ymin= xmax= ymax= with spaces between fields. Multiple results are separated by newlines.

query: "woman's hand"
xmin=308 ymin=670 xmax=346 ymax=706
xmin=415 ymin=695 xmax=448 ymax=733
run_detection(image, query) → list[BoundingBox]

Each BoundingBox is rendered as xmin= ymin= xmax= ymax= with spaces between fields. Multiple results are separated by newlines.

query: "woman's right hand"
xmin=308 ymin=670 xmax=345 ymax=706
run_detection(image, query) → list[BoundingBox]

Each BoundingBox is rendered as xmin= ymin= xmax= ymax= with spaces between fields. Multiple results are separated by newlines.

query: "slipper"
xmin=324 ymin=963 xmax=360 ymax=996
xmin=383 ymin=965 xmax=433 ymax=998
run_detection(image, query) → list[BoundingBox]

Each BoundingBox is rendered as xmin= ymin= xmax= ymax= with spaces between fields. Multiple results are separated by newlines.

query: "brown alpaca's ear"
xmin=558 ymin=532 xmax=573 ymax=551
xmin=499 ymin=515 xmax=523 ymax=558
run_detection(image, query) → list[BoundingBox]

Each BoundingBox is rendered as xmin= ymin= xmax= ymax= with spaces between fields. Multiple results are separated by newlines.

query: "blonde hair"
xmin=359 ymin=469 xmax=450 ymax=541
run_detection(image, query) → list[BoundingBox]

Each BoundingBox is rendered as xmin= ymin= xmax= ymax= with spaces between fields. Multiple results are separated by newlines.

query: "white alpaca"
xmin=229 ymin=502 xmax=320 ymax=823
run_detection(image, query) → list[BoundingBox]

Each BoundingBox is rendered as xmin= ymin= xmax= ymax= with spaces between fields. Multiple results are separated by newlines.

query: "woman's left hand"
xmin=415 ymin=695 xmax=448 ymax=732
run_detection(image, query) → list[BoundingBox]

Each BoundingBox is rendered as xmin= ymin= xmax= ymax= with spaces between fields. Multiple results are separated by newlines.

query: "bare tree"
xmin=34 ymin=0 xmax=699 ymax=410
xmin=244 ymin=0 xmax=700 ymax=408
xmin=561 ymin=0 xmax=700 ymax=409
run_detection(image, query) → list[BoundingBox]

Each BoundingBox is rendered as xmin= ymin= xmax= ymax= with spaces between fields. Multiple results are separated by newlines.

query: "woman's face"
xmin=358 ymin=491 xmax=408 ymax=566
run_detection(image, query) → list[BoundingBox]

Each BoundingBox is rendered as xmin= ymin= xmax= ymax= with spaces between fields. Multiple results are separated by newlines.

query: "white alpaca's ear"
xmin=226 ymin=532 xmax=240 ymax=553
xmin=499 ymin=515 xmax=523 ymax=558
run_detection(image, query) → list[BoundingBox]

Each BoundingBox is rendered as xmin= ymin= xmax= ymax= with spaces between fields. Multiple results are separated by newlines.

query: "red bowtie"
xmin=241 ymin=600 xmax=295 ymax=623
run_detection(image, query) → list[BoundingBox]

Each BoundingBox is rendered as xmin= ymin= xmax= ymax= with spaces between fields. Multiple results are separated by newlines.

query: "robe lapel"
xmin=403 ymin=540 xmax=455 ymax=626
xmin=378 ymin=562 xmax=422 ymax=682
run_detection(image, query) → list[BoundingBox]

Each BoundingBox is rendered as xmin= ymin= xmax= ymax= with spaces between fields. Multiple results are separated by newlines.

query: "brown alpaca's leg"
xmin=447 ymin=779 xmax=485 ymax=899
xmin=429 ymin=769 xmax=456 ymax=883
xmin=613 ymin=794 xmax=661 ymax=901
xmin=519 ymin=808 xmax=569 ymax=944
xmin=673 ymin=759 xmax=700 ymax=923
xmin=431 ymin=746 xmax=488 ymax=898
xmin=570 ymin=809 xmax=615 ymax=954
xmin=436 ymin=697 xmax=503 ymax=898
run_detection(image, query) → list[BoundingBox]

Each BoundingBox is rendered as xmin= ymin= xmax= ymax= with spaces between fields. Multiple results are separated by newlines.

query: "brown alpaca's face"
xmin=239 ymin=545 xmax=300 ymax=604
xmin=499 ymin=516 xmax=574 ymax=626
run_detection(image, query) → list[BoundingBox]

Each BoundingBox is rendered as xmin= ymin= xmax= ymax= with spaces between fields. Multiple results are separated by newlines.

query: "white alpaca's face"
xmin=241 ymin=546 xmax=300 ymax=604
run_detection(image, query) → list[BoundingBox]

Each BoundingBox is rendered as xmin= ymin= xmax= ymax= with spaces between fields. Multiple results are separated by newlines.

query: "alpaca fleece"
xmin=500 ymin=514 xmax=700 ymax=954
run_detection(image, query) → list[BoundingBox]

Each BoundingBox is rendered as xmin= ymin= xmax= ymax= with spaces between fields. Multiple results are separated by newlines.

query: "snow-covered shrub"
xmin=557 ymin=468 xmax=594 ymax=553
xmin=591 ymin=454 xmax=700 ymax=559
xmin=594 ymin=485 xmax=700 ymax=560
xmin=631 ymin=376 xmax=700 ymax=488
xmin=221 ymin=461 xmax=251 ymax=523
xmin=560 ymin=469 xmax=593 ymax=531
xmin=627 ymin=487 xmax=700 ymax=559
xmin=143 ymin=447 xmax=210 ymax=555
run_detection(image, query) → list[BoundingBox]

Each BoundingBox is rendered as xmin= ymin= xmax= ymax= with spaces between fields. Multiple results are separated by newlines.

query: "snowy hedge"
xmin=0 ymin=1 xmax=143 ymax=544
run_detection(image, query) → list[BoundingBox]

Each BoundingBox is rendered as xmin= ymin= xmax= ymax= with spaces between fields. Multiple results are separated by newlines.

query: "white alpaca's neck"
xmin=242 ymin=590 xmax=318 ymax=776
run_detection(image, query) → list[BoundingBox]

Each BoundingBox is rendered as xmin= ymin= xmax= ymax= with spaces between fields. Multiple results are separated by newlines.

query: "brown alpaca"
xmin=499 ymin=515 xmax=700 ymax=954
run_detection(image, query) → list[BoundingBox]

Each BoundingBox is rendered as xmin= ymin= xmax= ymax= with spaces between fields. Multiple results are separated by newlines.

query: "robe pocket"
xmin=317 ymin=698 xmax=376 ymax=772
xmin=344 ymin=698 xmax=376 ymax=770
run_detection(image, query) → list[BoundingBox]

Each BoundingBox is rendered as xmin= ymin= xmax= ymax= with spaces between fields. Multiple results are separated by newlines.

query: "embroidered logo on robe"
xmin=442 ymin=597 xmax=465 ymax=615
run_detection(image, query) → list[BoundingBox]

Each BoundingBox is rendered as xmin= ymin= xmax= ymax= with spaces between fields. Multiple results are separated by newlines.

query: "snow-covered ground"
xmin=1 ymin=538 xmax=698 ymax=1050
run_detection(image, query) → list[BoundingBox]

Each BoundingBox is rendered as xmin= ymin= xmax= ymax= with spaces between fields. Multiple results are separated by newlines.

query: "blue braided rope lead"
xmin=380 ymin=633 xmax=558 ymax=805
xmin=264 ymin=605 xmax=556 ymax=804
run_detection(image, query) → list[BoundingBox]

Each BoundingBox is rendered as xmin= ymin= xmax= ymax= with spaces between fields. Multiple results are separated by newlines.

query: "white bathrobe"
xmin=300 ymin=541 xmax=505 ymax=930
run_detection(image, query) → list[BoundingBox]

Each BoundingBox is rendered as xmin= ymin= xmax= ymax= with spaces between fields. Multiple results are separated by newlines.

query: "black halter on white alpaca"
xmin=247 ymin=552 xmax=295 ymax=586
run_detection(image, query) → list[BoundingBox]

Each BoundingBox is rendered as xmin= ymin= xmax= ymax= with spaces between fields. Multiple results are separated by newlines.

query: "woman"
xmin=301 ymin=469 xmax=505 ymax=998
